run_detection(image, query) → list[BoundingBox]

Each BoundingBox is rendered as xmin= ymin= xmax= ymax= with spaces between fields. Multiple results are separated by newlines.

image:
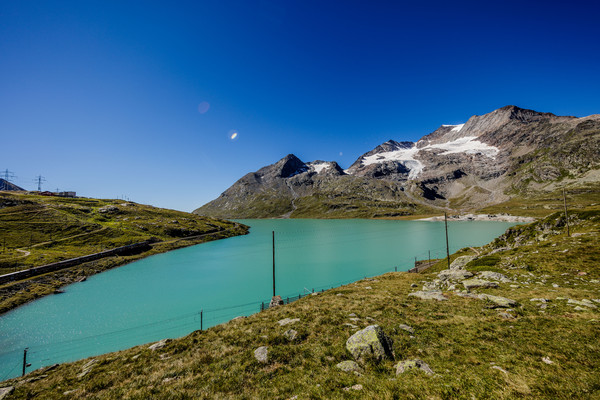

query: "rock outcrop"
xmin=346 ymin=325 xmax=394 ymax=362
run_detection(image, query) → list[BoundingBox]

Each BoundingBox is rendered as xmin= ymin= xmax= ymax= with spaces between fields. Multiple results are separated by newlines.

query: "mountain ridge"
xmin=194 ymin=106 xmax=600 ymax=218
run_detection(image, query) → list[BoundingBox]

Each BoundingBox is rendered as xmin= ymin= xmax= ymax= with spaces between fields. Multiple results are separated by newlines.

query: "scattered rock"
xmin=449 ymin=256 xmax=476 ymax=269
xmin=478 ymin=294 xmax=517 ymax=308
xmin=348 ymin=313 xmax=357 ymax=317
xmin=63 ymin=389 xmax=79 ymax=396
xmin=542 ymin=357 xmax=553 ymax=365
xmin=552 ymin=283 xmax=560 ymax=288
xmin=395 ymin=359 xmax=434 ymax=375
xmin=497 ymin=311 xmax=516 ymax=319
xmin=284 ymin=329 xmax=298 ymax=341
xmin=364 ymin=286 xmax=372 ymax=290
xmin=148 ymin=338 xmax=171 ymax=351
xmin=346 ymin=325 xmax=394 ymax=362
xmin=462 ymin=278 xmax=499 ymax=291
xmin=269 ymin=296 xmax=284 ymax=308
xmin=568 ymin=299 xmax=597 ymax=309
xmin=97 ymin=205 xmax=119 ymax=214
xmin=398 ymin=324 xmax=414 ymax=334
xmin=479 ymin=271 xmax=511 ymax=283
xmin=410 ymin=283 xmax=418 ymax=288
xmin=573 ymin=306 xmax=587 ymax=312
xmin=492 ymin=365 xmax=508 ymax=374
xmin=0 ymin=387 xmax=14 ymax=400
xmin=335 ymin=360 xmax=363 ymax=374
xmin=343 ymin=384 xmax=363 ymax=391
xmin=77 ymin=359 xmax=98 ymax=379
xmin=344 ymin=323 xmax=359 ymax=329
xmin=438 ymin=269 xmax=473 ymax=281
xmin=408 ymin=290 xmax=447 ymax=301
xmin=254 ymin=346 xmax=268 ymax=363
xmin=278 ymin=318 xmax=300 ymax=326
xmin=530 ymin=298 xmax=550 ymax=303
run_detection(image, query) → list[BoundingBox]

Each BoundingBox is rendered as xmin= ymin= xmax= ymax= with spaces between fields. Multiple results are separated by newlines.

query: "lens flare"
xmin=228 ymin=130 xmax=239 ymax=140
xmin=198 ymin=101 xmax=210 ymax=114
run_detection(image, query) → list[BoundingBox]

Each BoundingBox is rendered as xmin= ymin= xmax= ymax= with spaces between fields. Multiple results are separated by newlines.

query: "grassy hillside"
xmin=2 ymin=209 xmax=599 ymax=399
xmin=0 ymin=192 xmax=248 ymax=314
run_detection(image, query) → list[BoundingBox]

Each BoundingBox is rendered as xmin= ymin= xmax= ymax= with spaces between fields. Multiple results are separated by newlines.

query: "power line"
xmin=1 ymin=169 xmax=16 ymax=182
xmin=33 ymin=175 xmax=46 ymax=191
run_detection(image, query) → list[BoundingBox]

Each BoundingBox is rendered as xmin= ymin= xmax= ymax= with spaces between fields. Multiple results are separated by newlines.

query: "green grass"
xmin=3 ymin=208 xmax=600 ymax=398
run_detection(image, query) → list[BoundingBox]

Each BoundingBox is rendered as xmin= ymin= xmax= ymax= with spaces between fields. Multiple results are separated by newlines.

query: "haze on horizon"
xmin=1 ymin=0 xmax=599 ymax=211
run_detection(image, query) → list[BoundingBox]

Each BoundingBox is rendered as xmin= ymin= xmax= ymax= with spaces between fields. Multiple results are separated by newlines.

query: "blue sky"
xmin=1 ymin=0 xmax=599 ymax=211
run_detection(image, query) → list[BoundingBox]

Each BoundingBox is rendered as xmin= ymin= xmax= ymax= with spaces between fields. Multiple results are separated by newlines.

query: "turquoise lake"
xmin=0 ymin=219 xmax=517 ymax=380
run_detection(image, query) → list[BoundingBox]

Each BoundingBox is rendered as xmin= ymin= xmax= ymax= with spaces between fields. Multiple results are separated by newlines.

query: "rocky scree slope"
xmin=195 ymin=106 xmax=600 ymax=218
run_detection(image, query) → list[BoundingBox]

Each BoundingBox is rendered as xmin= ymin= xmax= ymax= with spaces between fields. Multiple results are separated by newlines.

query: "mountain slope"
xmin=0 ymin=179 xmax=24 ymax=191
xmin=195 ymin=106 xmax=600 ymax=218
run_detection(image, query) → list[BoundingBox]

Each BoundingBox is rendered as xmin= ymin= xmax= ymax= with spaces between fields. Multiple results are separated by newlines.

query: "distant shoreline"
xmin=418 ymin=213 xmax=536 ymax=222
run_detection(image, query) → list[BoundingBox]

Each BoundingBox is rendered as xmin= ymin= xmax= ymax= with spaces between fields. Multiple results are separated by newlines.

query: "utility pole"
xmin=272 ymin=231 xmax=276 ymax=297
xmin=1 ymin=169 xmax=16 ymax=182
xmin=563 ymin=189 xmax=570 ymax=237
xmin=33 ymin=175 xmax=46 ymax=191
xmin=22 ymin=348 xmax=29 ymax=376
xmin=445 ymin=213 xmax=450 ymax=269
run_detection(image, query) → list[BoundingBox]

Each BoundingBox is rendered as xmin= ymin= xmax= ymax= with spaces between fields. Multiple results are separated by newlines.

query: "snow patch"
xmin=426 ymin=136 xmax=499 ymax=158
xmin=441 ymin=124 xmax=465 ymax=132
xmin=311 ymin=163 xmax=330 ymax=174
xmin=355 ymin=135 xmax=499 ymax=179
xmin=361 ymin=146 xmax=424 ymax=179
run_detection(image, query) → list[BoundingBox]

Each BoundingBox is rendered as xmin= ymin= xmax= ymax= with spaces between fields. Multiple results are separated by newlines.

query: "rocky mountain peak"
xmin=266 ymin=154 xmax=309 ymax=178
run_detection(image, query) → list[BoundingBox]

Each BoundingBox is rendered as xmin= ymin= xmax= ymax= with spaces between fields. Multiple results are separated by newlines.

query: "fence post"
xmin=200 ymin=310 xmax=203 ymax=331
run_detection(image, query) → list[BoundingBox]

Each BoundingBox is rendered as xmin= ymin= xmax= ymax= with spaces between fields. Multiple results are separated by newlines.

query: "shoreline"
xmin=418 ymin=213 xmax=536 ymax=222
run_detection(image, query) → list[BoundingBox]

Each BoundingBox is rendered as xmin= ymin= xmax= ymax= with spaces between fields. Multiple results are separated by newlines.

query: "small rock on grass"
xmin=408 ymin=290 xmax=447 ymax=301
xmin=479 ymin=271 xmax=511 ymax=282
xmin=395 ymin=359 xmax=434 ymax=375
xmin=542 ymin=357 xmax=553 ymax=364
xmin=278 ymin=318 xmax=300 ymax=326
xmin=254 ymin=346 xmax=268 ymax=363
xmin=336 ymin=360 xmax=363 ymax=374
xmin=0 ymin=387 xmax=14 ymax=400
xmin=148 ymin=338 xmax=171 ymax=351
xmin=398 ymin=324 xmax=414 ymax=334
xmin=462 ymin=278 xmax=499 ymax=290
xmin=284 ymin=329 xmax=298 ymax=341
xmin=343 ymin=384 xmax=363 ymax=391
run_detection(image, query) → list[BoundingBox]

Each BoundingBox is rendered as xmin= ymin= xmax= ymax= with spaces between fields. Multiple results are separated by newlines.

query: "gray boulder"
xmin=479 ymin=271 xmax=511 ymax=283
xmin=478 ymin=294 xmax=517 ymax=308
xmin=346 ymin=325 xmax=394 ymax=362
xmin=395 ymin=359 xmax=434 ymax=375
xmin=449 ymin=256 xmax=476 ymax=269
xmin=462 ymin=278 xmax=499 ymax=290
xmin=254 ymin=346 xmax=268 ymax=363
xmin=438 ymin=269 xmax=473 ymax=281
xmin=408 ymin=290 xmax=447 ymax=301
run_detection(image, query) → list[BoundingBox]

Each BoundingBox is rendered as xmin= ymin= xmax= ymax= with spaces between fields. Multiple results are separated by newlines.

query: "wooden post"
xmin=445 ymin=213 xmax=450 ymax=269
xmin=200 ymin=310 xmax=203 ymax=331
xmin=563 ymin=189 xmax=570 ymax=237
xmin=272 ymin=231 xmax=276 ymax=297
xmin=394 ymin=266 xmax=397 ymax=272
xmin=22 ymin=348 xmax=28 ymax=376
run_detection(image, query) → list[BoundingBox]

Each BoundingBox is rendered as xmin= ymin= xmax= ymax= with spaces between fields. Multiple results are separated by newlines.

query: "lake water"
xmin=0 ymin=219 xmax=516 ymax=380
